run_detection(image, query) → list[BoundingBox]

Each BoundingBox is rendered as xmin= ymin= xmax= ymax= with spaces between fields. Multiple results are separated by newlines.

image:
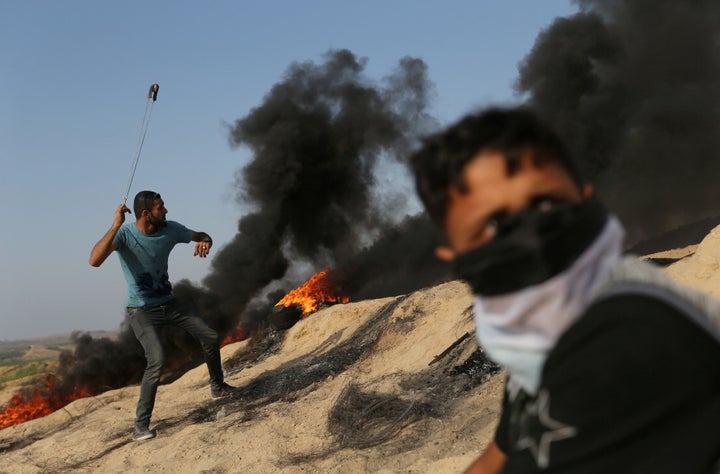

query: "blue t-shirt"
xmin=114 ymin=220 xmax=194 ymax=308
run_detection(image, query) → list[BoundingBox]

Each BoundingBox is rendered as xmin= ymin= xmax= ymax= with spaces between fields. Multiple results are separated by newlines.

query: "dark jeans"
xmin=127 ymin=299 xmax=224 ymax=429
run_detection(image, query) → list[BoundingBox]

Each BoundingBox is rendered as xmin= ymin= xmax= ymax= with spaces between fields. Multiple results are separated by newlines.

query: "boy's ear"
xmin=582 ymin=183 xmax=594 ymax=200
xmin=435 ymin=246 xmax=456 ymax=262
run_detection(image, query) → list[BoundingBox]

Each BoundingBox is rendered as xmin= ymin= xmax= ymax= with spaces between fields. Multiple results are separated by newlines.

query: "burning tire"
xmin=268 ymin=304 xmax=303 ymax=330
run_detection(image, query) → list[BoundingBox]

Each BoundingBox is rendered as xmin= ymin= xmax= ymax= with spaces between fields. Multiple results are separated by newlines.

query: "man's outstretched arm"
xmin=89 ymin=204 xmax=130 ymax=267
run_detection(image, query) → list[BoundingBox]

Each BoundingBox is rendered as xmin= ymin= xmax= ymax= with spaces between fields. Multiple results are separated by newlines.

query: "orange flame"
xmin=275 ymin=268 xmax=349 ymax=316
xmin=0 ymin=374 xmax=98 ymax=430
xmin=221 ymin=324 xmax=248 ymax=346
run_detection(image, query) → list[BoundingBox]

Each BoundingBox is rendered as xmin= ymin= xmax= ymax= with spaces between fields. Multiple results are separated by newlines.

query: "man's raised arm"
xmin=89 ymin=204 xmax=130 ymax=267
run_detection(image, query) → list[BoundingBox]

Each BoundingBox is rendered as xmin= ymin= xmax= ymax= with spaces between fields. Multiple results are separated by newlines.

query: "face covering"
xmin=454 ymin=199 xmax=609 ymax=296
xmin=454 ymin=200 xmax=624 ymax=394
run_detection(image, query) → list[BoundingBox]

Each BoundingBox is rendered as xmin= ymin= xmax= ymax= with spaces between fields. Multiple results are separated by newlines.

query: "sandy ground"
xmin=664 ymin=225 xmax=720 ymax=298
xmin=0 ymin=281 xmax=504 ymax=473
xmin=641 ymin=244 xmax=698 ymax=261
xmin=3 ymin=224 xmax=719 ymax=473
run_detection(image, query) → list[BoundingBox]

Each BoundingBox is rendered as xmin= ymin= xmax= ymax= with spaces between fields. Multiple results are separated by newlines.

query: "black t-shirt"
xmin=495 ymin=293 xmax=720 ymax=473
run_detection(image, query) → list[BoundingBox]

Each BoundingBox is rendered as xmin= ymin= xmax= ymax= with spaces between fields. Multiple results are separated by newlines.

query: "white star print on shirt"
xmin=515 ymin=388 xmax=578 ymax=469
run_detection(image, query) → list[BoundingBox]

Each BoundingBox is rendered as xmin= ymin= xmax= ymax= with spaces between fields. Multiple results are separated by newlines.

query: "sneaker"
xmin=132 ymin=426 xmax=157 ymax=441
xmin=211 ymin=382 xmax=237 ymax=399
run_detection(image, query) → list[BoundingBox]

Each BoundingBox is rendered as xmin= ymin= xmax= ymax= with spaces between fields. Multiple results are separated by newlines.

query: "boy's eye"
xmin=532 ymin=197 xmax=559 ymax=212
xmin=537 ymin=200 xmax=554 ymax=211
xmin=484 ymin=218 xmax=500 ymax=237
xmin=469 ymin=213 xmax=505 ymax=247
xmin=482 ymin=210 xmax=509 ymax=240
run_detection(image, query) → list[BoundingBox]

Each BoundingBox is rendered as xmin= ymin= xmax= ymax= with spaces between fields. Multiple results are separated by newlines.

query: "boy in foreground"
xmin=410 ymin=107 xmax=720 ymax=473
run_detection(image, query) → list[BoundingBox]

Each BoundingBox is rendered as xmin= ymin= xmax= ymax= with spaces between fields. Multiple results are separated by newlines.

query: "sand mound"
xmin=0 ymin=281 xmax=503 ymax=473
xmin=7 ymin=226 xmax=720 ymax=473
xmin=664 ymin=224 xmax=720 ymax=298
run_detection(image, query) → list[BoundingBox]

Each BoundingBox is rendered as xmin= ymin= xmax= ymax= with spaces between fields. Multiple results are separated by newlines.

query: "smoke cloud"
xmin=193 ymin=49 xmax=441 ymax=323
xmin=516 ymin=0 xmax=720 ymax=244
xmin=43 ymin=50 xmax=447 ymax=402
xmin=35 ymin=1 xmax=720 ymax=413
xmin=183 ymin=50 xmax=444 ymax=321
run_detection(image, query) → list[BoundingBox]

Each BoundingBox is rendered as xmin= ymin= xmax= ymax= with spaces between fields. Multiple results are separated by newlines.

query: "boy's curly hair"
xmin=409 ymin=107 xmax=583 ymax=233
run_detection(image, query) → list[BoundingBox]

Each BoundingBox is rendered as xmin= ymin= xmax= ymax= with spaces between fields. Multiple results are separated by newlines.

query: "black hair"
xmin=133 ymin=190 xmax=161 ymax=217
xmin=409 ymin=106 xmax=583 ymax=233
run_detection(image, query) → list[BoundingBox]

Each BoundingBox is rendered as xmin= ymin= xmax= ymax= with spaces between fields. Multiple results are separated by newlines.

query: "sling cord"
xmin=122 ymin=83 xmax=159 ymax=205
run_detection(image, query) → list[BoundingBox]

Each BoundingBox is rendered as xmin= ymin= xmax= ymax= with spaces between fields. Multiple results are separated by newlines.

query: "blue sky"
xmin=1 ymin=1 xmax=576 ymax=340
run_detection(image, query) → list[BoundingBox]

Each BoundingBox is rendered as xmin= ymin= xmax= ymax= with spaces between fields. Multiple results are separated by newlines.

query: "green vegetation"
xmin=0 ymin=360 xmax=58 ymax=391
xmin=0 ymin=356 xmax=55 ymax=367
xmin=45 ymin=344 xmax=69 ymax=352
xmin=0 ymin=350 xmax=26 ymax=362
xmin=0 ymin=341 xmax=64 ymax=394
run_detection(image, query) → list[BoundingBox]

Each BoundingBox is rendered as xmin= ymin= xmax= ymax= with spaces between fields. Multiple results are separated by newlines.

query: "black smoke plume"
xmin=35 ymin=2 xmax=720 ymax=416
xmin=516 ymin=0 xmax=720 ymax=244
xmin=189 ymin=48 xmax=443 ymax=324
xmin=31 ymin=50 xmax=447 ymax=409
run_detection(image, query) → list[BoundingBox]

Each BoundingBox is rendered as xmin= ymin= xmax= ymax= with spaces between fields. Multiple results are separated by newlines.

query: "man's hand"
xmin=90 ymin=204 xmax=130 ymax=267
xmin=191 ymin=232 xmax=213 ymax=258
xmin=193 ymin=240 xmax=212 ymax=258
xmin=113 ymin=204 xmax=131 ymax=230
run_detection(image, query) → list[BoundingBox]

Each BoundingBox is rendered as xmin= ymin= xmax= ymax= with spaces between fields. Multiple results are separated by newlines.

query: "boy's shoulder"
xmin=547 ymin=257 xmax=720 ymax=380
xmin=586 ymin=255 xmax=720 ymax=343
